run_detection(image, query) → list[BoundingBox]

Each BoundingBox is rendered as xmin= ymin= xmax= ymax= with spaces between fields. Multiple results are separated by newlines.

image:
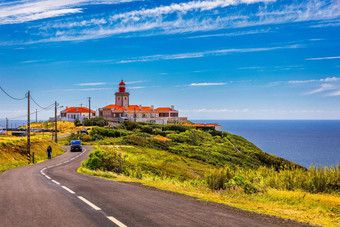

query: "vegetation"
xmin=83 ymin=117 xmax=109 ymax=127
xmin=0 ymin=138 xmax=65 ymax=173
xmin=76 ymin=121 xmax=340 ymax=226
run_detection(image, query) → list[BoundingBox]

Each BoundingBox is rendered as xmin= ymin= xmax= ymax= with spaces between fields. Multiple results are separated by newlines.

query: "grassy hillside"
xmin=0 ymin=138 xmax=65 ymax=173
xmin=76 ymin=121 xmax=339 ymax=226
xmin=23 ymin=121 xmax=92 ymax=134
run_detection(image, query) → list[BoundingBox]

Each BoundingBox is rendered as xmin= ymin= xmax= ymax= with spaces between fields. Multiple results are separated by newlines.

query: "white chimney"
xmin=151 ymin=105 xmax=154 ymax=111
xmin=76 ymin=107 xmax=78 ymax=112
xmin=139 ymin=104 xmax=142 ymax=111
xmin=66 ymin=106 xmax=68 ymax=109
xmin=171 ymin=105 xmax=174 ymax=111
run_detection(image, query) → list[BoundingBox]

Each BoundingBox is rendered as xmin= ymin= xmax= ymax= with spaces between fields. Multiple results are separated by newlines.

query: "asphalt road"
xmin=0 ymin=146 xmax=309 ymax=227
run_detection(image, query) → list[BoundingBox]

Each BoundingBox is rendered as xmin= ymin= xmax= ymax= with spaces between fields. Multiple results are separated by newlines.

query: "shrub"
xmin=205 ymin=167 xmax=235 ymax=190
xmin=168 ymin=129 xmax=214 ymax=146
xmin=90 ymin=127 xmax=128 ymax=137
xmin=82 ymin=148 xmax=124 ymax=173
xmin=121 ymin=135 xmax=170 ymax=150
xmin=91 ymin=134 xmax=104 ymax=141
xmin=74 ymin=119 xmax=82 ymax=126
xmin=122 ymin=120 xmax=139 ymax=131
xmin=226 ymin=174 xmax=259 ymax=194
xmin=83 ymin=117 xmax=108 ymax=127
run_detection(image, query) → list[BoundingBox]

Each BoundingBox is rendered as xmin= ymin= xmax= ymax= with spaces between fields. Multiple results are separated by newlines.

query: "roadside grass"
xmin=22 ymin=121 xmax=92 ymax=134
xmin=0 ymin=138 xmax=65 ymax=173
xmin=79 ymin=145 xmax=340 ymax=226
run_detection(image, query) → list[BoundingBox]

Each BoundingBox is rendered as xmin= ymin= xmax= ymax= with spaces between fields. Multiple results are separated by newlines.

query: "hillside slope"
xmin=0 ymin=138 xmax=65 ymax=173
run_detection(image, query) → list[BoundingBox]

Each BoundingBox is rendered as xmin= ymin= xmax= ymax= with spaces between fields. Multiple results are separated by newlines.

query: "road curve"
xmin=0 ymin=146 xmax=308 ymax=227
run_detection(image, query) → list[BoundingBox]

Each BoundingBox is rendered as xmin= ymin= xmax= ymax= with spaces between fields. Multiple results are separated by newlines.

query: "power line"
xmin=7 ymin=104 xmax=54 ymax=120
xmin=0 ymin=86 xmax=27 ymax=100
xmin=30 ymin=96 xmax=54 ymax=109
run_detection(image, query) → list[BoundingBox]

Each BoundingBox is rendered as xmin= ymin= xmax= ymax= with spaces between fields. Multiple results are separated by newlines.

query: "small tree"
xmin=74 ymin=119 xmax=82 ymax=127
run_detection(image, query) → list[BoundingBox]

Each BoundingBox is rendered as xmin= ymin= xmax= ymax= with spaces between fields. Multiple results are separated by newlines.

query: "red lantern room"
xmin=119 ymin=80 xmax=126 ymax=92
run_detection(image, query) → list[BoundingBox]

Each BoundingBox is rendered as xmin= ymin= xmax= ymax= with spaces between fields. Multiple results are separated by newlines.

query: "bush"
xmin=82 ymin=148 xmax=124 ymax=173
xmin=226 ymin=174 xmax=259 ymax=194
xmin=83 ymin=117 xmax=108 ymax=127
xmin=90 ymin=127 xmax=128 ymax=137
xmin=91 ymin=134 xmax=104 ymax=141
xmin=122 ymin=120 xmax=139 ymax=131
xmin=121 ymin=135 xmax=170 ymax=150
xmin=205 ymin=167 xmax=235 ymax=190
xmin=74 ymin=119 xmax=82 ymax=126
xmin=168 ymin=129 xmax=214 ymax=146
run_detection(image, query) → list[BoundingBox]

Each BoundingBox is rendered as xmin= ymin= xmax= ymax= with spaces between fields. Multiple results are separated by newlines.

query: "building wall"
xmin=115 ymin=92 xmax=129 ymax=107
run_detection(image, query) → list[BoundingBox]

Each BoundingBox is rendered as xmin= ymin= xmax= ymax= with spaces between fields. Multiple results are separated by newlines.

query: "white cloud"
xmin=304 ymin=84 xmax=336 ymax=95
xmin=327 ymin=90 xmax=340 ymax=96
xmin=289 ymin=77 xmax=340 ymax=84
xmin=187 ymin=29 xmax=271 ymax=39
xmin=53 ymin=87 xmax=111 ymax=92
xmin=109 ymin=0 xmax=274 ymax=21
xmin=310 ymin=20 xmax=340 ymax=28
xmin=16 ymin=0 xmax=338 ymax=43
xmin=76 ymin=82 xmax=107 ymax=86
xmin=125 ymin=80 xmax=146 ymax=84
xmin=20 ymin=59 xmax=46 ymax=64
xmin=0 ymin=0 xmax=338 ymax=44
xmin=129 ymin=86 xmax=145 ymax=89
xmin=180 ymin=108 xmax=249 ymax=113
xmin=116 ymin=44 xmax=301 ymax=63
xmin=189 ymin=82 xmax=226 ymax=86
xmin=0 ymin=0 xmax=139 ymax=25
xmin=306 ymin=56 xmax=340 ymax=61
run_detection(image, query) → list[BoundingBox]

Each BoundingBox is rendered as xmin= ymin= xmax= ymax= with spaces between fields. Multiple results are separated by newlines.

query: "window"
xmin=159 ymin=113 xmax=169 ymax=117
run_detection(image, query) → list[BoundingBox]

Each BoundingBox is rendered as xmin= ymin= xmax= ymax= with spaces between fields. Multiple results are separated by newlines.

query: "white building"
xmin=59 ymin=107 xmax=96 ymax=122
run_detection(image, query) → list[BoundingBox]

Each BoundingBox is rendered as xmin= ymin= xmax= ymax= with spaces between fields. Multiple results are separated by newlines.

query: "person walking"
xmin=47 ymin=145 xmax=52 ymax=159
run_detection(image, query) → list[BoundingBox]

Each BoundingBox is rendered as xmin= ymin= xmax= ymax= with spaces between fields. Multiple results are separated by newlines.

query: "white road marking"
xmin=107 ymin=216 xmax=127 ymax=227
xmin=62 ymin=186 xmax=75 ymax=194
xmin=52 ymin=180 xmax=60 ymax=185
xmin=38 ymin=148 xmax=127 ymax=226
xmin=78 ymin=196 xmax=101 ymax=211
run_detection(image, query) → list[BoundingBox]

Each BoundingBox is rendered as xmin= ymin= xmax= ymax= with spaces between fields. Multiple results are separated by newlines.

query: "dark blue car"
xmin=70 ymin=140 xmax=82 ymax=152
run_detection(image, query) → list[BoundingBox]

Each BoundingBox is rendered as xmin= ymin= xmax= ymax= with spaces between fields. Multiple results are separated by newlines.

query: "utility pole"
xmin=55 ymin=101 xmax=57 ymax=143
xmin=27 ymin=91 xmax=31 ymax=163
xmin=36 ymin=109 xmax=37 ymax=122
xmin=134 ymin=107 xmax=136 ymax=122
xmin=5 ymin=117 xmax=8 ymax=131
xmin=88 ymin=97 xmax=91 ymax=119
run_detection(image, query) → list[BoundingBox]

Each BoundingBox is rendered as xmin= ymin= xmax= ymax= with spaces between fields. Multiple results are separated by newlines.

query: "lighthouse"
xmin=115 ymin=80 xmax=130 ymax=107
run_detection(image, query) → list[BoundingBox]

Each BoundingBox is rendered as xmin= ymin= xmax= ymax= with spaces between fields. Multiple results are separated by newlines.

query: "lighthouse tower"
xmin=115 ymin=80 xmax=130 ymax=107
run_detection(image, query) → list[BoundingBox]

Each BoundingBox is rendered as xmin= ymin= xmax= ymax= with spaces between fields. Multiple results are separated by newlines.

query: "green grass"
xmin=79 ymin=145 xmax=340 ymax=226
xmin=0 ymin=138 xmax=65 ymax=173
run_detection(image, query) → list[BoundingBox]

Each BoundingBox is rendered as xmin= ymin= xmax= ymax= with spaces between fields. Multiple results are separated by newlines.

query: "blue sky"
xmin=0 ymin=0 xmax=340 ymax=120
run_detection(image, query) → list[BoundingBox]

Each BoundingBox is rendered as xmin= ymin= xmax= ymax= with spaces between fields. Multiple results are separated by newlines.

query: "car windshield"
xmin=71 ymin=140 xmax=81 ymax=145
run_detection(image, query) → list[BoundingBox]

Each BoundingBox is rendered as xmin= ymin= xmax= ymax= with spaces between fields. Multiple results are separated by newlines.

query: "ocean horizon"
xmin=193 ymin=120 xmax=340 ymax=168
xmin=2 ymin=119 xmax=339 ymax=168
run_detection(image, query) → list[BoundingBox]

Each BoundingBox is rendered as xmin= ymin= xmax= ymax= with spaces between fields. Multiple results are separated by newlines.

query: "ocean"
xmin=1 ymin=119 xmax=339 ymax=167
xmin=0 ymin=120 xmax=28 ymax=129
xmin=193 ymin=120 xmax=340 ymax=168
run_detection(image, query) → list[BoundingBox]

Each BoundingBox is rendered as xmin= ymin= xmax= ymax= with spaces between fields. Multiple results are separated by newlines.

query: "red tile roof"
xmin=63 ymin=107 xmax=95 ymax=113
xmin=103 ymin=105 xmax=175 ymax=112
xmin=183 ymin=123 xmax=220 ymax=127
xmin=103 ymin=105 xmax=120 ymax=109
xmin=141 ymin=107 xmax=151 ymax=111
xmin=154 ymin=107 xmax=173 ymax=111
